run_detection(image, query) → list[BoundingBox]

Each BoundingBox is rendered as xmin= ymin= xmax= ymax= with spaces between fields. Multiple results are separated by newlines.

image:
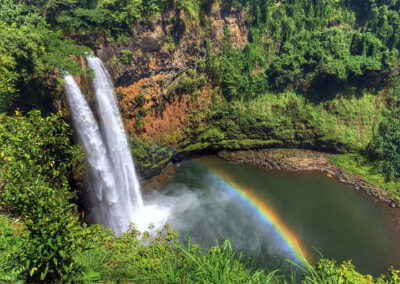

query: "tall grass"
xmin=75 ymin=226 xmax=400 ymax=283
xmin=1 ymin=215 xmax=399 ymax=283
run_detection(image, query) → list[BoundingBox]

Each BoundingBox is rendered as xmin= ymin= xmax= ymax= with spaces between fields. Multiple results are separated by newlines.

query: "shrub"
xmin=120 ymin=49 xmax=134 ymax=64
xmin=369 ymin=114 xmax=400 ymax=180
xmin=18 ymin=183 xmax=86 ymax=281
xmin=0 ymin=111 xmax=84 ymax=281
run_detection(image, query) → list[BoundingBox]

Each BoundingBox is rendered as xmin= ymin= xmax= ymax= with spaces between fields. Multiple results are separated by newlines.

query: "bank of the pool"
xmin=216 ymin=149 xmax=399 ymax=208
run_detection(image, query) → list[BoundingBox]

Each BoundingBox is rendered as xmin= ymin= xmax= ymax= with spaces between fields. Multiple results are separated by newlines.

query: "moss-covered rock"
xmin=130 ymin=138 xmax=175 ymax=180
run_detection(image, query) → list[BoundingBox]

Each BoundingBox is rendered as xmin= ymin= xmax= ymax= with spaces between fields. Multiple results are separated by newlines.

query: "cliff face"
xmin=95 ymin=4 xmax=248 ymax=86
xmin=98 ymin=4 xmax=246 ymax=134
xmin=73 ymin=3 xmax=249 ymax=180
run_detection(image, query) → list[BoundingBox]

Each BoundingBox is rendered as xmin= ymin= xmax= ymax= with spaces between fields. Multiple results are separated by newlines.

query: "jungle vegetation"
xmin=1 ymin=0 xmax=400 ymax=282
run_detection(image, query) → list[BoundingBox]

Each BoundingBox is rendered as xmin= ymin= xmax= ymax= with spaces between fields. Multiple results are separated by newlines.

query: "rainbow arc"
xmin=197 ymin=160 xmax=310 ymax=264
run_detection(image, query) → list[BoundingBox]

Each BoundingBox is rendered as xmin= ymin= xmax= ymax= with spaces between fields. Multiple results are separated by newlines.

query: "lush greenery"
xmin=0 ymin=111 xmax=85 ymax=281
xmin=1 ymin=213 xmax=400 ymax=283
xmin=0 ymin=1 xmax=92 ymax=280
xmin=130 ymin=137 xmax=175 ymax=178
xmin=0 ymin=214 xmax=25 ymax=282
xmin=2 ymin=0 xmax=207 ymax=41
xmin=328 ymin=87 xmax=400 ymax=201
xmin=0 ymin=0 xmax=89 ymax=113
xmin=331 ymin=153 xmax=400 ymax=204
xmin=177 ymin=91 xmax=384 ymax=154
xmin=202 ymin=0 xmax=400 ymax=101
xmin=1 ymin=0 xmax=400 ymax=282
xmin=369 ymin=114 xmax=400 ymax=180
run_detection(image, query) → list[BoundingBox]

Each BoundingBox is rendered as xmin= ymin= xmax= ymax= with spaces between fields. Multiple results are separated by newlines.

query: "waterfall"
xmin=86 ymin=57 xmax=143 ymax=208
xmin=63 ymin=57 xmax=144 ymax=235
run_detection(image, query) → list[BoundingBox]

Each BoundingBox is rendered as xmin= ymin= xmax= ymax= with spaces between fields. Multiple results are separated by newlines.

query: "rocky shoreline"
xmin=217 ymin=149 xmax=398 ymax=208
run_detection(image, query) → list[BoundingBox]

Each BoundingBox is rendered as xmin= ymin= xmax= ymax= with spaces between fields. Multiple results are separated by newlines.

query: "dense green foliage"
xmin=179 ymin=91 xmax=384 ymax=153
xmin=2 ymin=214 xmax=400 ymax=282
xmin=0 ymin=214 xmax=25 ymax=282
xmin=0 ymin=0 xmax=89 ymax=113
xmin=0 ymin=3 xmax=89 ymax=278
xmin=0 ymin=111 xmax=84 ymax=281
xmin=330 ymin=153 xmax=400 ymax=204
xmin=369 ymin=114 xmax=400 ymax=180
xmin=202 ymin=0 xmax=400 ymax=101
xmin=130 ymin=138 xmax=175 ymax=178
xmin=329 ymin=85 xmax=400 ymax=190
xmin=7 ymin=0 xmax=206 ymax=40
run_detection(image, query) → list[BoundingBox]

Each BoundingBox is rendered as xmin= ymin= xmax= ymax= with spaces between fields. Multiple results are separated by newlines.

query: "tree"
xmin=0 ymin=111 xmax=85 ymax=281
xmin=0 ymin=20 xmax=88 ymax=112
xmin=369 ymin=113 xmax=400 ymax=180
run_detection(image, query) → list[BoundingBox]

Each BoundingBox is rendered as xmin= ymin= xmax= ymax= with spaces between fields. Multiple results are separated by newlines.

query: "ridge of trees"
xmin=203 ymin=0 xmax=400 ymax=101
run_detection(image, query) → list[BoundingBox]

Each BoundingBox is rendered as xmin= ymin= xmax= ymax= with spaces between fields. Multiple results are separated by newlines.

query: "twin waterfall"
xmin=64 ymin=57 xmax=144 ymax=235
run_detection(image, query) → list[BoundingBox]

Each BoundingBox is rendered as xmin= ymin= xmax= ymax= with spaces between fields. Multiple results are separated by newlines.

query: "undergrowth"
xmin=1 ymin=214 xmax=399 ymax=283
xmin=179 ymin=91 xmax=385 ymax=154
xmin=330 ymin=153 xmax=400 ymax=204
xmin=0 ymin=214 xmax=24 ymax=282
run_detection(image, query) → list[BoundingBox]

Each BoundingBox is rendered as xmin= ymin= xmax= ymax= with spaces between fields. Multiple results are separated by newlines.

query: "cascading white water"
xmin=64 ymin=58 xmax=168 ymax=236
xmin=64 ymin=75 xmax=124 ymax=234
xmin=86 ymin=57 xmax=143 ymax=209
xmin=64 ymin=67 xmax=143 ymax=235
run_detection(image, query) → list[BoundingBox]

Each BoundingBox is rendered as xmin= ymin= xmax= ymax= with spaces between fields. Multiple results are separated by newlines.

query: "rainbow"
xmin=196 ymin=160 xmax=310 ymax=264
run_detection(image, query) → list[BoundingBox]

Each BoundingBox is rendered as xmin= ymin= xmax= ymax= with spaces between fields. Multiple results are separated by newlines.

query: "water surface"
xmin=161 ymin=157 xmax=400 ymax=275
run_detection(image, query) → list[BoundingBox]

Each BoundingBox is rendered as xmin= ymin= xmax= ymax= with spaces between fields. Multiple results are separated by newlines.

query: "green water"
xmin=162 ymin=157 xmax=400 ymax=275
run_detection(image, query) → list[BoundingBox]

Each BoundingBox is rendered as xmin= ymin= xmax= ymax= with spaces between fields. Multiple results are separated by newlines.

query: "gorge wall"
xmin=82 ymin=4 xmax=246 ymax=128
xmin=73 ymin=3 xmax=250 ymax=180
xmin=70 ymin=2 xmax=387 ymax=182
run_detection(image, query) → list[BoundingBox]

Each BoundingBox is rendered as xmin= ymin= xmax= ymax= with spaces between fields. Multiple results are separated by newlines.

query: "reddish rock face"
xmin=71 ymin=3 xmax=248 ymax=146
xmin=65 ymin=4 xmax=250 ymax=184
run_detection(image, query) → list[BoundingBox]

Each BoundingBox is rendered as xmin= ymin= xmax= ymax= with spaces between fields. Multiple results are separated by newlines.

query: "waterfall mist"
xmin=148 ymin=161 xmax=297 ymax=270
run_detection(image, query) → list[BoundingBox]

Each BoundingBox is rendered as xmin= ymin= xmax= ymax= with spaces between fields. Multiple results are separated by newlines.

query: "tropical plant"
xmin=369 ymin=113 xmax=400 ymax=180
xmin=0 ymin=111 xmax=84 ymax=281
